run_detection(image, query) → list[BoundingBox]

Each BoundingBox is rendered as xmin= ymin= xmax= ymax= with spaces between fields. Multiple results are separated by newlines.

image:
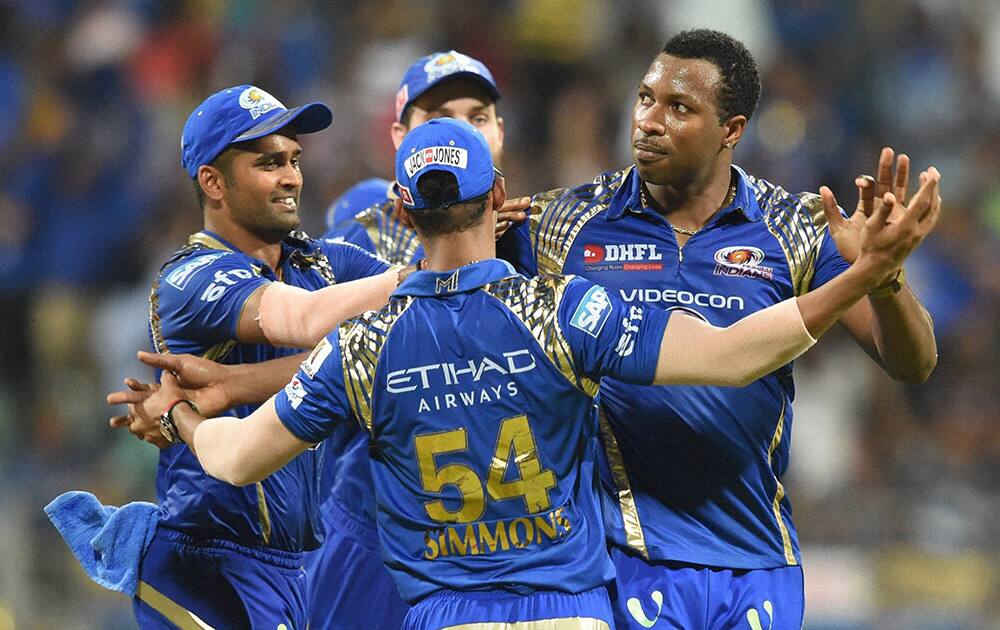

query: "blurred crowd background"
xmin=0 ymin=0 xmax=998 ymax=628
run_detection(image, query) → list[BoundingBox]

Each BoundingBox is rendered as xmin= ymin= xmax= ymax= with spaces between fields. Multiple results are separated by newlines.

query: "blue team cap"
xmin=325 ymin=177 xmax=392 ymax=228
xmin=394 ymin=118 xmax=494 ymax=210
xmin=395 ymin=51 xmax=500 ymax=122
xmin=181 ymin=85 xmax=333 ymax=178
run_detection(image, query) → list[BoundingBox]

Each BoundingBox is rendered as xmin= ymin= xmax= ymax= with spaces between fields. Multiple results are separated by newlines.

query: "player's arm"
xmin=820 ymin=148 xmax=938 ymax=383
xmin=117 ymin=332 xmax=353 ymax=482
xmin=235 ymin=267 xmax=401 ymax=349
xmin=653 ymin=166 xmax=941 ymax=386
xmin=147 ymin=373 xmax=310 ymax=486
xmin=108 ymin=351 xmax=305 ymax=433
xmin=158 ymin=251 xmax=400 ymax=351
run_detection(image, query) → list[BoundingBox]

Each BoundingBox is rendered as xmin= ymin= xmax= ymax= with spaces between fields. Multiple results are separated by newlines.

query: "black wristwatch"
xmin=160 ymin=399 xmax=199 ymax=445
xmin=869 ymin=268 xmax=906 ymax=299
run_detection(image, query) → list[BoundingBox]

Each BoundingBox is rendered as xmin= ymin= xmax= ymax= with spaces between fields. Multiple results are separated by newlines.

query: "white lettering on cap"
xmin=238 ymin=87 xmax=284 ymax=120
xmin=404 ymin=146 xmax=469 ymax=178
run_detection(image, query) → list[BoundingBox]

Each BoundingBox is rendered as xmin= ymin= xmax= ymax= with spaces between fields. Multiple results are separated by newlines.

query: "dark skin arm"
xmin=821 ymin=148 xmax=938 ymax=383
xmin=108 ymin=351 xmax=304 ymax=447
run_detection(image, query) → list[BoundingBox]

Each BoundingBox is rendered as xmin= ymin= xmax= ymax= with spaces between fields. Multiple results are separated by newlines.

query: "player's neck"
xmin=644 ymin=162 xmax=735 ymax=233
xmin=421 ymin=222 xmax=496 ymax=272
xmin=204 ymin=216 xmax=284 ymax=270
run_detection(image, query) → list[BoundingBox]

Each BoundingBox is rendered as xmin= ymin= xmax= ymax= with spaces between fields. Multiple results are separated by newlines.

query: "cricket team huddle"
xmin=48 ymin=29 xmax=941 ymax=630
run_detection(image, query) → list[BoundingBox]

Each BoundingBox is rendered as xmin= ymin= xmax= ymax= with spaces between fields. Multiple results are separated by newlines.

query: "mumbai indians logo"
xmin=424 ymin=51 xmax=481 ymax=82
xmin=713 ymin=246 xmax=774 ymax=281
xmin=435 ymin=270 xmax=460 ymax=294
xmin=238 ymin=86 xmax=283 ymax=120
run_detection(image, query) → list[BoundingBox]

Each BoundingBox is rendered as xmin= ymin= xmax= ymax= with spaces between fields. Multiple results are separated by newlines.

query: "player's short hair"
xmin=192 ymin=146 xmax=240 ymax=208
xmin=662 ymin=29 xmax=761 ymax=124
xmin=408 ymin=170 xmax=489 ymax=237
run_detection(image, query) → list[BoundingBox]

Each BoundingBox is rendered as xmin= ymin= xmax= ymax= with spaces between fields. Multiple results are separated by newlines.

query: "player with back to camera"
xmin=318 ymin=50 xmax=531 ymax=629
xmin=119 ymin=116 xmax=938 ymax=629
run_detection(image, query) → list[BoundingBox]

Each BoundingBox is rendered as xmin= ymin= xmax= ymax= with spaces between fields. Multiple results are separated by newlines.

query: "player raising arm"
xmin=121 ymin=118 xmax=937 ymax=629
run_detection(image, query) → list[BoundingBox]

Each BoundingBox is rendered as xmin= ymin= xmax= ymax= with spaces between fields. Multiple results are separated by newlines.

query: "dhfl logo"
xmin=583 ymin=244 xmax=605 ymax=263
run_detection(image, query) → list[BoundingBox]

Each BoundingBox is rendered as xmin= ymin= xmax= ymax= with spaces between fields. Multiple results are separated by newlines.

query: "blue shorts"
xmin=304 ymin=503 xmax=409 ymax=629
xmin=133 ymin=527 xmax=308 ymax=629
xmin=404 ymin=586 xmax=614 ymax=629
xmin=608 ymin=546 xmax=804 ymax=630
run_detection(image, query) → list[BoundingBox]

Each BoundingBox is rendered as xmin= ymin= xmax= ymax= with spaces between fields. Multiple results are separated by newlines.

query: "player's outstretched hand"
xmin=108 ymin=377 xmax=159 ymax=441
xmin=821 ymin=147 xmax=911 ymax=266
xmin=108 ymin=371 xmax=185 ymax=448
xmin=852 ymin=166 xmax=941 ymax=285
xmin=495 ymin=196 xmax=531 ymax=239
xmin=108 ymin=352 xmax=232 ymax=446
xmin=135 ymin=351 xmax=232 ymax=416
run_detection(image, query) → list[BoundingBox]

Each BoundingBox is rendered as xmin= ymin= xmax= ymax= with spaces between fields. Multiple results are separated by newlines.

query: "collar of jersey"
xmin=191 ymin=229 xmax=314 ymax=265
xmin=607 ymin=164 xmax=761 ymax=224
xmin=393 ymin=259 xmax=518 ymax=297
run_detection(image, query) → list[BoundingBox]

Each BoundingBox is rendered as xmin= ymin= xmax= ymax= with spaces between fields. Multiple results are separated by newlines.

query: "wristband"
xmin=160 ymin=399 xmax=199 ymax=445
xmin=869 ymin=267 xmax=905 ymax=299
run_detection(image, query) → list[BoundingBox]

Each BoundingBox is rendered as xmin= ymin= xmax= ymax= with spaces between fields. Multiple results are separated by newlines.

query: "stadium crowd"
xmin=0 ymin=0 xmax=998 ymax=627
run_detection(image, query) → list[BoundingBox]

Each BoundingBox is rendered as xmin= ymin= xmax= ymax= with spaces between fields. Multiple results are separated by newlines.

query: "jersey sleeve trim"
xmin=755 ymin=180 xmax=830 ymax=296
xmin=530 ymin=167 xmax=631 ymax=275
xmin=481 ymin=274 xmax=600 ymax=397
xmin=353 ymin=202 xmax=421 ymax=264
xmin=339 ymin=296 xmax=417 ymax=432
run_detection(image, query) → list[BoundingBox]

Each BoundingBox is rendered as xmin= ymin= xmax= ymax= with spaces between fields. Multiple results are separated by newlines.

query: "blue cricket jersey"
xmin=498 ymin=165 xmax=850 ymax=569
xmin=149 ymin=229 xmax=389 ymax=552
xmin=319 ymin=184 xmax=423 ymax=547
xmin=274 ymin=259 xmax=669 ymax=603
xmin=323 ymin=185 xmax=425 ymax=265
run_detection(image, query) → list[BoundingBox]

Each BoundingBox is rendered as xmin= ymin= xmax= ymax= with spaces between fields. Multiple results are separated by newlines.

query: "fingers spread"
xmin=871 ymin=191 xmax=895 ymax=228
xmin=496 ymin=210 xmax=527 ymax=222
xmin=138 ymin=351 xmax=176 ymax=371
xmin=894 ymin=154 xmax=910 ymax=203
xmin=819 ymin=186 xmax=845 ymax=229
xmin=125 ymin=377 xmax=149 ymax=392
xmin=877 ymin=147 xmax=895 ymax=196
xmin=856 ymin=175 xmax=876 ymax=217
xmin=904 ymin=169 xmax=939 ymax=227
xmin=107 ymin=390 xmax=151 ymax=405
xmin=916 ymin=166 xmax=941 ymax=223
xmin=500 ymin=196 xmax=532 ymax=212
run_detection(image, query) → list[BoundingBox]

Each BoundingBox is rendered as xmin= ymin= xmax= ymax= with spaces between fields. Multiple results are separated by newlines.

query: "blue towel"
xmin=44 ymin=491 xmax=159 ymax=596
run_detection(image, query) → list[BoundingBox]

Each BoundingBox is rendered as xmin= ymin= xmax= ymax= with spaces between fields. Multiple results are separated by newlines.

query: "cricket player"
xmin=120 ymin=85 xmax=403 ymax=628
xmin=496 ymin=30 xmax=940 ymax=629
xmin=120 ymin=117 xmax=938 ymax=629
xmin=308 ymin=50 xmax=527 ymax=629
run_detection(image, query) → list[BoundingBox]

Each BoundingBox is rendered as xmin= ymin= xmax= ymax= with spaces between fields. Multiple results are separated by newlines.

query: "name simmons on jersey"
xmin=386 ymin=349 xmax=536 ymax=413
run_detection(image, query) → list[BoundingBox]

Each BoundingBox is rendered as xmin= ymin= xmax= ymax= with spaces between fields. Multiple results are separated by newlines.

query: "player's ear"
xmin=721 ymin=114 xmax=747 ymax=150
xmin=390 ymin=122 xmax=408 ymax=150
xmin=491 ymin=172 xmax=507 ymax=212
xmin=198 ymin=165 xmax=227 ymax=202
xmin=394 ymin=197 xmax=415 ymax=229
